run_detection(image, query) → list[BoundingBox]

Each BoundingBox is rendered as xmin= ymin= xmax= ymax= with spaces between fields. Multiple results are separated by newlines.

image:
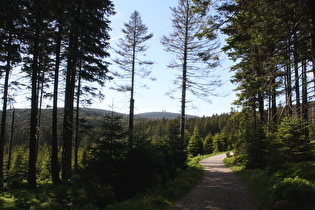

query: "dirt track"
xmin=167 ymin=153 xmax=257 ymax=210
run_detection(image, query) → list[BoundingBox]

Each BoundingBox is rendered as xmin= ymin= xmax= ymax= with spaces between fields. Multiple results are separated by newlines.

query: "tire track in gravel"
xmin=167 ymin=153 xmax=258 ymax=210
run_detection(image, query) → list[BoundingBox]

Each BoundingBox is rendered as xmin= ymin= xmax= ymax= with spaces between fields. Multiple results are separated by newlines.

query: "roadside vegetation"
xmin=224 ymin=150 xmax=315 ymax=209
xmin=0 ymin=111 xmax=229 ymax=209
xmin=0 ymin=151 xmax=218 ymax=209
xmin=1 ymin=0 xmax=315 ymax=209
xmin=107 ymin=154 xmax=219 ymax=210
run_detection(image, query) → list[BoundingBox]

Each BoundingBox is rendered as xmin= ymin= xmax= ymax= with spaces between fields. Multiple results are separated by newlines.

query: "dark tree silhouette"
xmin=112 ymin=10 xmax=154 ymax=148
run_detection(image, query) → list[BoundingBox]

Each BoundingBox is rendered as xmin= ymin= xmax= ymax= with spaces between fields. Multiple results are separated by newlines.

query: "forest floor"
xmin=167 ymin=153 xmax=258 ymax=210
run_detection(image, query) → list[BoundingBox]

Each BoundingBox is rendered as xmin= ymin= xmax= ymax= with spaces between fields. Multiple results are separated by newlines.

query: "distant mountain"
xmin=79 ymin=108 xmax=126 ymax=118
xmin=80 ymin=109 xmax=197 ymax=120
xmin=2 ymin=108 xmax=196 ymax=121
xmin=134 ymin=111 xmax=197 ymax=120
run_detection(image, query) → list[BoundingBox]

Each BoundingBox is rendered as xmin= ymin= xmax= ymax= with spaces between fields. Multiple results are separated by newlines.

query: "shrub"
xmin=114 ymin=145 xmax=166 ymax=200
xmin=277 ymin=162 xmax=315 ymax=182
xmin=70 ymin=182 xmax=115 ymax=208
xmin=6 ymin=152 xmax=28 ymax=189
xmin=272 ymin=177 xmax=315 ymax=209
xmin=274 ymin=117 xmax=308 ymax=161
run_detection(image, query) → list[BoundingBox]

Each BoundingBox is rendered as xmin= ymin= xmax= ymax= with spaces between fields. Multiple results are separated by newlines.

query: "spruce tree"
xmin=0 ymin=0 xmax=22 ymax=188
xmin=187 ymin=126 xmax=203 ymax=156
xmin=161 ymin=0 xmax=220 ymax=144
xmin=51 ymin=0 xmax=64 ymax=184
xmin=203 ymin=134 xmax=213 ymax=154
xmin=112 ymin=10 xmax=154 ymax=148
xmin=23 ymin=0 xmax=48 ymax=189
xmin=61 ymin=0 xmax=114 ymax=180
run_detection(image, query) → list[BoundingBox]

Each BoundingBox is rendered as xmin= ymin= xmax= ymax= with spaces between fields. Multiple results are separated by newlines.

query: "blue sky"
xmin=92 ymin=0 xmax=237 ymax=116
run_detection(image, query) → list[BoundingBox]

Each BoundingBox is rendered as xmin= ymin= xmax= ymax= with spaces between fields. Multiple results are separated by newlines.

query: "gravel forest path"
xmin=167 ymin=153 xmax=258 ymax=210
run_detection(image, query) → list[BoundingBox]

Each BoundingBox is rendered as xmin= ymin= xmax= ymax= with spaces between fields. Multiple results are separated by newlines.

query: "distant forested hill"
xmin=135 ymin=111 xmax=197 ymax=119
xmin=1 ymin=108 xmax=197 ymax=122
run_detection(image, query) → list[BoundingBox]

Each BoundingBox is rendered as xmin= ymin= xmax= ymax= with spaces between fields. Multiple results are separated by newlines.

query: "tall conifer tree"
xmin=0 ymin=0 xmax=22 ymax=188
xmin=112 ymin=10 xmax=154 ymax=148
xmin=61 ymin=0 xmax=114 ymax=180
xmin=161 ymin=0 xmax=220 ymax=144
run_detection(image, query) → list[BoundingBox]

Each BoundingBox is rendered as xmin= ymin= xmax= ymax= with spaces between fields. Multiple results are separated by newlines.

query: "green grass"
xmin=224 ymin=156 xmax=279 ymax=209
xmin=0 ymin=183 xmax=74 ymax=210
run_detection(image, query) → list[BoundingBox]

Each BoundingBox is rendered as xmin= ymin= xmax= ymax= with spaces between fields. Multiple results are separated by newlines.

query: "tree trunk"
xmin=62 ymin=68 xmax=75 ymax=181
xmin=180 ymin=11 xmax=189 ymax=145
xmin=258 ymin=92 xmax=264 ymax=123
xmin=0 ymin=34 xmax=12 ymax=188
xmin=37 ymin=70 xmax=44 ymax=160
xmin=293 ymin=33 xmax=300 ymax=118
xmin=285 ymin=45 xmax=293 ymax=116
xmin=128 ymin=42 xmax=136 ymax=148
xmin=268 ymin=75 xmax=277 ymax=133
xmin=308 ymin=0 xmax=315 ymax=91
xmin=29 ymin=7 xmax=40 ymax=188
xmin=62 ymin=54 xmax=75 ymax=181
xmin=301 ymin=60 xmax=309 ymax=139
xmin=180 ymin=62 xmax=187 ymax=144
xmin=62 ymin=1 xmax=82 ymax=180
xmin=252 ymin=104 xmax=257 ymax=130
xmin=52 ymin=20 xmax=62 ymax=184
xmin=62 ymin=20 xmax=78 ymax=180
xmin=74 ymin=64 xmax=82 ymax=171
xmin=271 ymin=76 xmax=277 ymax=124
xmin=7 ymin=108 xmax=15 ymax=171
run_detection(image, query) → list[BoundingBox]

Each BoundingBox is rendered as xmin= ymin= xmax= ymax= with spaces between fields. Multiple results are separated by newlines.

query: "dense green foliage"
xmin=192 ymin=0 xmax=315 ymax=206
xmin=225 ymin=155 xmax=315 ymax=209
xmin=187 ymin=127 xmax=204 ymax=157
xmin=0 ymin=153 xmax=213 ymax=209
xmin=0 ymin=0 xmax=315 ymax=208
xmin=0 ymin=111 xmax=229 ymax=208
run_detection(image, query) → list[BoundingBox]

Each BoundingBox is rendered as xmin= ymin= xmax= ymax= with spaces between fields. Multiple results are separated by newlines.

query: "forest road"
xmin=167 ymin=153 xmax=258 ymax=210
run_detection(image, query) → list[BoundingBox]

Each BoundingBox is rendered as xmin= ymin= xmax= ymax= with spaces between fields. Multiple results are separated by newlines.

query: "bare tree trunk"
xmin=29 ymin=6 xmax=40 ymax=188
xmin=308 ymin=0 xmax=315 ymax=91
xmin=128 ymin=42 xmax=136 ymax=148
xmin=62 ymin=1 xmax=82 ymax=181
xmin=301 ymin=60 xmax=309 ymax=140
xmin=0 ymin=34 xmax=12 ymax=188
xmin=252 ymin=104 xmax=257 ymax=130
xmin=180 ymin=60 xmax=187 ymax=144
xmin=285 ymin=47 xmax=293 ymax=116
xmin=7 ymin=108 xmax=15 ymax=171
xmin=293 ymin=32 xmax=301 ymax=118
xmin=62 ymin=56 xmax=75 ymax=181
xmin=271 ymin=76 xmax=277 ymax=124
xmin=258 ymin=92 xmax=264 ymax=124
xmin=62 ymin=73 xmax=74 ymax=180
xmin=37 ymin=70 xmax=45 ymax=160
xmin=62 ymin=26 xmax=78 ymax=181
xmin=74 ymin=64 xmax=82 ymax=171
xmin=52 ymin=18 xmax=62 ymax=184
xmin=268 ymin=74 xmax=277 ymax=133
xmin=180 ymin=11 xmax=189 ymax=145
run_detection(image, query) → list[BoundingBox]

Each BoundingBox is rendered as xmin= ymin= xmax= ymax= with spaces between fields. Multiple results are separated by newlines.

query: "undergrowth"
xmin=107 ymin=153 xmax=221 ymax=210
xmin=224 ymin=156 xmax=315 ymax=210
xmin=0 ymin=153 xmax=221 ymax=209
